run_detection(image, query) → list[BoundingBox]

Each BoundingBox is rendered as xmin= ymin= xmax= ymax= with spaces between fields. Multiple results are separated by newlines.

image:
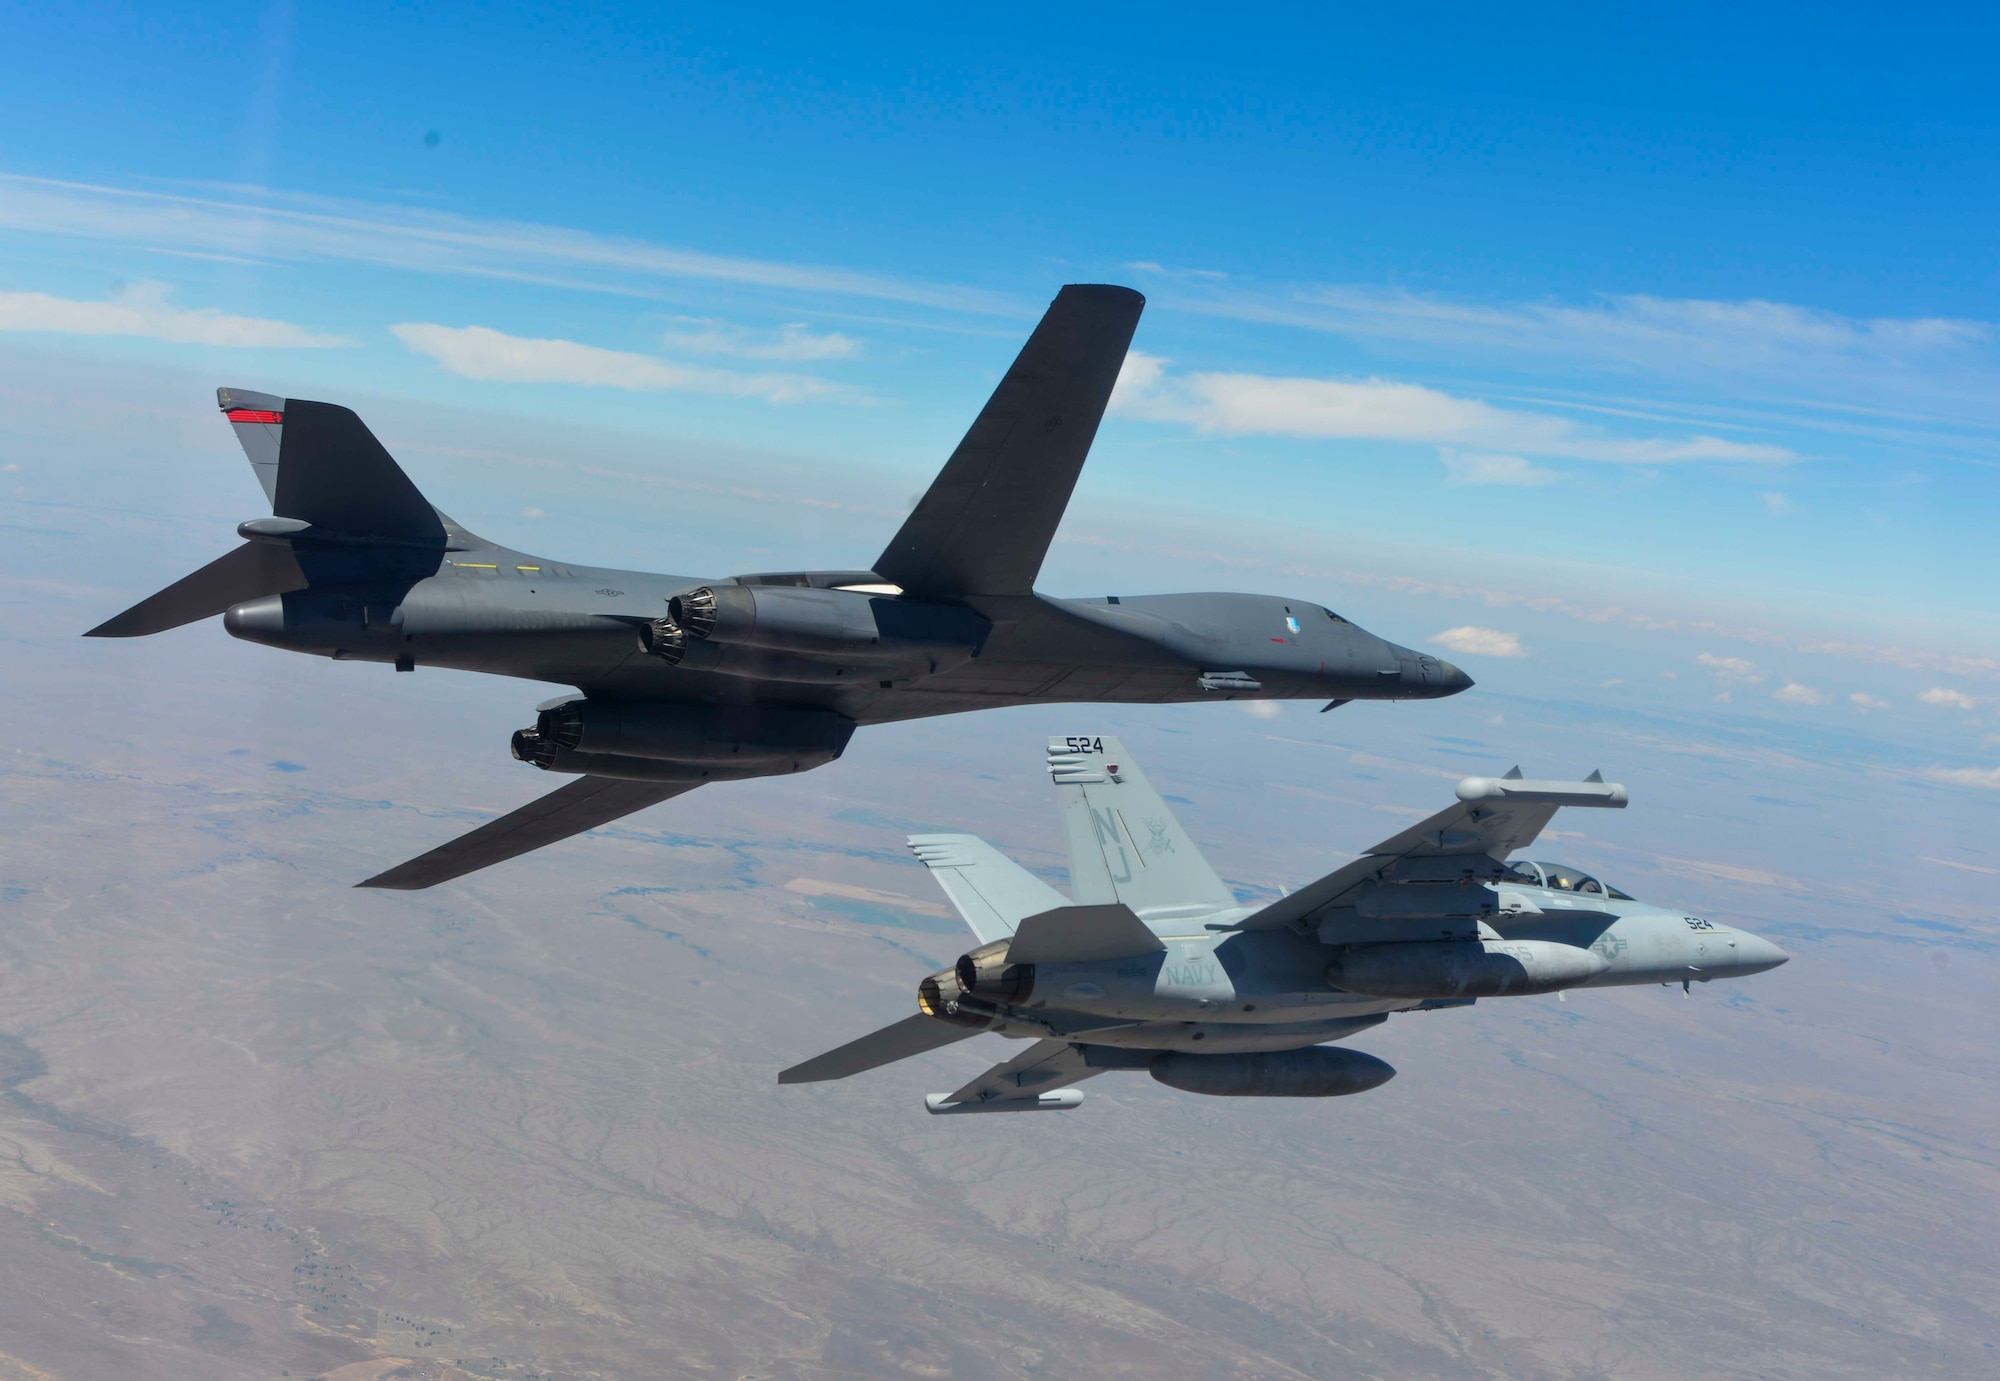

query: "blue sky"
xmin=1 ymin=2 xmax=1996 ymax=788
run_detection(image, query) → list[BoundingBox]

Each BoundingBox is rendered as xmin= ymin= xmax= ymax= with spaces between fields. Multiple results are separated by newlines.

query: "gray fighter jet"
xmin=782 ymin=735 xmax=1789 ymax=1112
xmin=85 ymin=286 xmax=1469 ymax=888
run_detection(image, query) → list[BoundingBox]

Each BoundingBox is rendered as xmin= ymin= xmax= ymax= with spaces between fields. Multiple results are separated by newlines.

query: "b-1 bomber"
xmin=782 ymin=735 xmax=1789 ymax=1112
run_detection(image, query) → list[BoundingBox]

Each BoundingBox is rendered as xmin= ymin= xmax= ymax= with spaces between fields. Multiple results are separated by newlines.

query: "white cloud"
xmin=1696 ymin=652 xmax=1761 ymax=684
xmin=1849 ymin=693 xmax=1890 ymax=713
xmin=1601 ymin=678 xmax=1625 ymax=688
xmin=0 ymin=281 xmax=348 ymax=347
xmin=1192 ymin=282 xmax=1991 ymax=387
xmin=0 ymin=174 xmax=1009 ymax=314
xmin=1109 ymin=349 xmax=1169 ymax=412
xmin=1432 ymin=626 xmax=1526 ymax=658
xmin=1772 ymin=682 xmax=1825 ymax=706
xmin=1763 ymin=492 xmax=1793 ymax=515
xmin=1110 ymin=358 xmax=1792 ymax=466
xmin=392 ymin=323 xmax=842 ymax=403
xmin=1924 ymin=765 xmax=2000 ymax=790
xmin=1236 ymin=700 xmax=1284 ymax=720
xmin=1919 ymin=686 xmax=1977 ymax=710
xmin=1441 ymin=450 xmax=1558 ymax=486
xmin=658 ymin=317 xmax=861 ymax=361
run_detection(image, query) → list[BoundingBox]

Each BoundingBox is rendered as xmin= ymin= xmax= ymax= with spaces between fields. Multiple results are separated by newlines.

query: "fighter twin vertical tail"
xmin=1045 ymin=735 xmax=1238 ymax=922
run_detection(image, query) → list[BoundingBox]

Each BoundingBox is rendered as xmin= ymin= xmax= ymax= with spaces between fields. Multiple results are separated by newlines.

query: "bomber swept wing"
xmin=358 ymin=777 xmax=700 ymax=890
xmin=874 ymin=284 xmax=1144 ymax=603
xmin=87 ymin=285 xmax=1473 ymax=889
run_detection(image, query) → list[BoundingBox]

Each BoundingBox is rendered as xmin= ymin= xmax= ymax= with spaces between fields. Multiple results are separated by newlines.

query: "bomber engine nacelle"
xmin=509 ymin=699 xmax=855 ymax=783
xmin=1149 ymin=1047 xmax=1397 ymax=1098
xmin=652 ymin=585 xmax=989 ymax=669
xmin=1326 ymin=939 xmax=1608 ymax=999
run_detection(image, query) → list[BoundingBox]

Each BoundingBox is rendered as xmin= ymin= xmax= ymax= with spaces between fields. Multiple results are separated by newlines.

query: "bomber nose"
xmin=1383 ymin=643 xmax=1475 ymax=699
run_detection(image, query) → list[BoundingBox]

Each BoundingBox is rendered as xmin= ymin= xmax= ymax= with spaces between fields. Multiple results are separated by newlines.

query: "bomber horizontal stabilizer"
xmin=84 ymin=541 xmax=308 ymax=638
xmin=358 ymin=775 xmax=695 ymax=889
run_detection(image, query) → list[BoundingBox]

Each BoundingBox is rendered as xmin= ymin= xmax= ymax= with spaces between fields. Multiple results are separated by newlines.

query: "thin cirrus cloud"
xmin=1772 ymin=681 xmax=1826 ymax=707
xmin=1109 ymin=351 xmax=1794 ymax=471
xmin=1169 ymin=282 xmax=1998 ymax=405
xmin=1431 ymin=626 xmax=1526 ymax=658
xmin=0 ymin=173 xmax=1013 ymax=315
xmin=391 ymin=323 xmax=847 ymax=404
xmin=657 ymin=316 xmax=862 ymax=361
xmin=1924 ymin=765 xmax=2000 ymax=790
xmin=0 ymin=281 xmax=349 ymax=348
xmin=1441 ymin=450 xmax=1559 ymax=487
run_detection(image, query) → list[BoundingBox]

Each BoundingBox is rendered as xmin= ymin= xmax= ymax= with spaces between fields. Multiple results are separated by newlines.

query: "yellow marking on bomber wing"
xmin=516 ymin=565 xmax=541 ymax=572
xmin=450 ymin=562 xmax=499 ymax=568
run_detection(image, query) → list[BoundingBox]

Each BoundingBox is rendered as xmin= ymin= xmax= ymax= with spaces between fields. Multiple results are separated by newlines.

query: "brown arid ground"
xmin=1 ymin=548 xmax=1996 ymax=1378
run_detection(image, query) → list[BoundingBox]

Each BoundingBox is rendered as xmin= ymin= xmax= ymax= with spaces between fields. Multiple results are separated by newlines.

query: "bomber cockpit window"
xmin=1322 ymin=606 xmax=1349 ymax=624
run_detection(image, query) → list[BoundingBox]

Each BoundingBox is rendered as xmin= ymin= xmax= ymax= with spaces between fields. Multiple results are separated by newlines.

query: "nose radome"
xmin=1736 ymin=933 xmax=1790 ymax=975
xmin=1436 ymin=659 xmax=1474 ymax=695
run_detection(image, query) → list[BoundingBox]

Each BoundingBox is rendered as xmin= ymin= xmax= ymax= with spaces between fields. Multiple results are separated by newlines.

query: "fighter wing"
xmin=874 ymin=284 xmax=1144 ymax=600
xmin=938 ymin=1039 xmax=1099 ymax=1107
xmin=1233 ymin=771 xmax=1628 ymax=932
xmin=357 ymin=776 xmax=697 ymax=889
xmin=779 ymin=1014 xmax=982 ymax=1084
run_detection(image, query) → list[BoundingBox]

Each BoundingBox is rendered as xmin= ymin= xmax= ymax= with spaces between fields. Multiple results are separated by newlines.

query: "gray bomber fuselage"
xmin=220 ymin=522 xmax=1464 ymax=726
xmin=92 ymin=285 xmax=1474 ymax=890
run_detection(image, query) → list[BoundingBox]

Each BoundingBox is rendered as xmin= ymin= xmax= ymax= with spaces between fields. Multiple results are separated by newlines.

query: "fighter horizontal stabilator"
xmin=87 ymin=286 xmax=1471 ymax=888
xmin=782 ymin=736 xmax=1788 ymax=1112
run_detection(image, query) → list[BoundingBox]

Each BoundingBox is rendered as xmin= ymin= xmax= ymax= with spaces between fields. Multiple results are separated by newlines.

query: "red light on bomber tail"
xmin=225 ymin=409 xmax=282 ymax=424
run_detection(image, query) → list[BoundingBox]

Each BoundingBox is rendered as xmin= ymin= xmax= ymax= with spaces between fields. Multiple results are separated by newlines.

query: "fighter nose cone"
xmin=1437 ymin=659 xmax=1475 ymax=695
xmin=1735 ymin=933 xmax=1791 ymax=976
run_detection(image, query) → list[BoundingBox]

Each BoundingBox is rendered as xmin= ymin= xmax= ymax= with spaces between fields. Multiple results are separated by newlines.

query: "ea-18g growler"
xmin=85 ymin=285 xmax=1468 ymax=889
xmin=782 ymin=736 xmax=1789 ymax=1112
